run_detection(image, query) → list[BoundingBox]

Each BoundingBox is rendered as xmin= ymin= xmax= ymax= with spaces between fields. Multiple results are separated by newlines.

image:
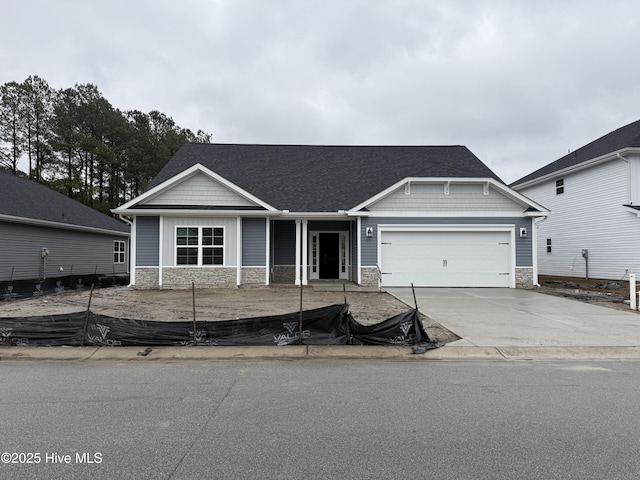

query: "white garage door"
xmin=380 ymin=230 xmax=513 ymax=287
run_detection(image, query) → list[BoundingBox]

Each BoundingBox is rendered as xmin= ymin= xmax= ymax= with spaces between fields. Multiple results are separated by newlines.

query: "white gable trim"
xmin=114 ymin=163 xmax=278 ymax=214
xmin=348 ymin=177 xmax=549 ymax=216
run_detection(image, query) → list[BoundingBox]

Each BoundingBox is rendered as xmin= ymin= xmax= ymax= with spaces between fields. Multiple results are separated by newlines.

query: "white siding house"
xmin=511 ymin=120 xmax=640 ymax=280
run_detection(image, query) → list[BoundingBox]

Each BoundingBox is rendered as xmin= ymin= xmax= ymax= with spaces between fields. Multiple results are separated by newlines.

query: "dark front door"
xmin=319 ymin=233 xmax=339 ymax=279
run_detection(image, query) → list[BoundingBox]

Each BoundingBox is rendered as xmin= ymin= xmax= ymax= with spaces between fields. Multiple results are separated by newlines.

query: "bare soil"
xmin=0 ymin=284 xmax=460 ymax=344
xmin=6 ymin=275 xmax=629 ymax=346
xmin=535 ymin=275 xmax=638 ymax=313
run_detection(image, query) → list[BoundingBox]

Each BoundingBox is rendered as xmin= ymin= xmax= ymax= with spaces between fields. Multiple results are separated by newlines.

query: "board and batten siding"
xmin=242 ymin=218 xmax=267 ymax=266
xmin=360 ymin=217 xmax=532 ymax=267
xmin=272 ymin=220 xmax=296 ymax=265
xmin=136 ymin=216 xmax=160 ymax=267
xmin=144 ymin=172 xmax=255 ymax=207
xmin=161 ymin=216 xmax=239 ymax=267
xmin=369 ymin=183 xmax=525 ymax=214
xmin=519 ymin=157 xmax=640 ymax=279
xmin=0 ymin=221 xmax=128 ymax=282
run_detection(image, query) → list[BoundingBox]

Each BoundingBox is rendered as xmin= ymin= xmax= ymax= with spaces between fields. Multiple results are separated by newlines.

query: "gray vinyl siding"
xmin=161 ymin=216 xmax=239 ymax=266
xmin=360 ymin=217 xmax=533 ymax=267
xmin=0 ymin=220 xmax=128 ymax=282
xmin=271 ymin=220 xmax=354 ymax=267
xmin=144 ymin=172 xmax=255 ymax=207
xmin=136 ymin=216 xmax=160 ymax=267
xmin=369 ymin=183 xmax=525 ymax=213
xmin=242 ymin=218 xmax=266 ymax=266
xmin=272 ymin=220 xmax=296 ymax=265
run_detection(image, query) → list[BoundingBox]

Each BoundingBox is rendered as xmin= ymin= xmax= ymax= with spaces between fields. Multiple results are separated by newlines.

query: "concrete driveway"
xmin=385 ymin=288 xmax=640 ymax=347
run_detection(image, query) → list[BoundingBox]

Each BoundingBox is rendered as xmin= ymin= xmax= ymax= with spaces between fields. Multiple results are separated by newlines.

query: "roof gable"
xmin=512 ymin=119 xmax=640 ymax=187
xmin=143 ymin=144 xmax=504 ymax=212
xmin=118 ymin=163 xmax=276 ymax=212
xmin=351 ymin=177 xmax=547 ymax=215
xmin=0 ymin=172 xmax=129 ymax=234
xmin=143 ymin=171 xmax=259 ymax=208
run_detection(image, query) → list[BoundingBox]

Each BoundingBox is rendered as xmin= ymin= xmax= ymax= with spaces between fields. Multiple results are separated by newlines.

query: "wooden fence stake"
xmin=411 ymin=283 xmax=419 ymax=310
xmin=81 ymin=283 xmax=94 ymax=346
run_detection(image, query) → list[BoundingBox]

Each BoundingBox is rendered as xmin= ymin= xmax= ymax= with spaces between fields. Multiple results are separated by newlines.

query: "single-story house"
xmin=0 ymin=172 xmax=130 ymax=283
xmin=113 ymin=144 xmax=548 ymax=289
xmin=511 ymin=119 xmax=640 ymax=280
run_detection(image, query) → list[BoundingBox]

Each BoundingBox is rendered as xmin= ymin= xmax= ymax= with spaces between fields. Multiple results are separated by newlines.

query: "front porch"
xmin=270 ymin=219 xmax=359 ymax=285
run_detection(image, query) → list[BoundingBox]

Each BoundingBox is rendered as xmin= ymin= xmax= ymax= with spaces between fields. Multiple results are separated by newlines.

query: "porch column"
xmin=302 ymin=219 xmax=308 ymax=285
xmin=265 ymin=218 xmax=270 ymax=285
xmin=356 ymin=216 xmax=361 ymax=285
xmin=158 ymin=216 xmax=163 ymax=288
xmin=130 ymin=216 xmax=137 ymax=286
xmin=236 ymin=217 xmax=242 ymax=286
xmin=295 ymin=219 xmax=301 ymax=285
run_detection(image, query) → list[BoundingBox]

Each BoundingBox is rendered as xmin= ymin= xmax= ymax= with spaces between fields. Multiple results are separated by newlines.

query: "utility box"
xmin=581 ymin=249 xmax=588 ymax=258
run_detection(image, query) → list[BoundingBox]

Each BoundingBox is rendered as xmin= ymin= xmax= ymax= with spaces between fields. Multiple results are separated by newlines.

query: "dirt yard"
xmin=4 ymin=275 xmax=632 ymax=346
xmin=0 ymin=284 xmax=460 ymax=344
xmin=536 ymin=275 xmax=638 ymax=313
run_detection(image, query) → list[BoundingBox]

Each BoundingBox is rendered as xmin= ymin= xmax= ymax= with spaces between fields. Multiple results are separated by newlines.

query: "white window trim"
xmin=175 ymin=226 xmax=226 ymax=266
xmin=113 ymin=240 xmax=126 ymax=264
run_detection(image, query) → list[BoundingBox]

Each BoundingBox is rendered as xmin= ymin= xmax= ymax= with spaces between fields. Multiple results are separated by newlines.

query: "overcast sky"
xmin=2 ymin=0 xmax=639 ymax=184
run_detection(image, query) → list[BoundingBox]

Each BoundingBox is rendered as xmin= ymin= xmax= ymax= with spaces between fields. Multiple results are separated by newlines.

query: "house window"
xmin=113 ymin=240 xmax=126 ymax=263
xmin=556 ymin=179 xmax=564 ymax=195
xmin=176 ymin=227 xmax=224 ymax=266
xmin=546 ymin=238 xmax=552 ymax=253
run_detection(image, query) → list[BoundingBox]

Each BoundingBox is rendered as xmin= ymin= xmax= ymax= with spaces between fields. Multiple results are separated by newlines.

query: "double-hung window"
xmin=113 ymin=240 xmax=126 ymax=264
xmin=176 ymin=227 xmax=224 ymax=265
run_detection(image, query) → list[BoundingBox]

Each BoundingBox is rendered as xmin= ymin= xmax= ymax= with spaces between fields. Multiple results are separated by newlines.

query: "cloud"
xmin=2 ymin=0 xmax=640 ymax=183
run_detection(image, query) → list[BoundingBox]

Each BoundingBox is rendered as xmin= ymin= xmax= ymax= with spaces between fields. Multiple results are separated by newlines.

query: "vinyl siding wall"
xmin=0 ymin=221 xmax=128 ymax=282
xmin=136 ymin=216 xmax=159 ymax=267
xmin=242 ymin=217 xmax=266 ymax=266
xmin=518 ymin=157 xmax=640 ymax=279
xmin=272 ymin=220 xmax=296 ymax=265
xmin=144 ymin=172 xmax=255 ymax=207
xmin=370 ymin=183 xmax=525 ymax=214
xmin=161 ymin=216 xmax=238 ymax=267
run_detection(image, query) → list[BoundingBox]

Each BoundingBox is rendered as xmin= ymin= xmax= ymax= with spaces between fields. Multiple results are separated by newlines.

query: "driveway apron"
xmin=385 ymin=288 xmax=640 ymax=347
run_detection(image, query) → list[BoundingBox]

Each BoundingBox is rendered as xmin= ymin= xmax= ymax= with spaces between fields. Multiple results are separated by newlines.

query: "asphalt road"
xmin=1 ymin=360 xmax=640 ymax=479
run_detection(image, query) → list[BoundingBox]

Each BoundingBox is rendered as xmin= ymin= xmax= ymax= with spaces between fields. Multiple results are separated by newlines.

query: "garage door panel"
xmin=380 ymin=230 xmax=512 ymax=287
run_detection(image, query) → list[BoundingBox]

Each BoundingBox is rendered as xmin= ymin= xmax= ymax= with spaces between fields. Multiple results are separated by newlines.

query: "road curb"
xmin=4 ymin=345 xmax=640 ymax=361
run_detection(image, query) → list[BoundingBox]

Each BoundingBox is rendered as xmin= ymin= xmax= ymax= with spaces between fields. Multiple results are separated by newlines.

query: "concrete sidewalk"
xmin=4 ymin=345 xmax=640 ymax=361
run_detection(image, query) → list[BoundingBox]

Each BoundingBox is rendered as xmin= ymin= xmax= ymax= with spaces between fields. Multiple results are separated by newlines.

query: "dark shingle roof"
xmin=0 ymin=172 xmax=130 ymax=233
xmin=146 ymin=144 xmax=502 ymax=212
xmin=511 ymin=119 xmax=640 ymax=187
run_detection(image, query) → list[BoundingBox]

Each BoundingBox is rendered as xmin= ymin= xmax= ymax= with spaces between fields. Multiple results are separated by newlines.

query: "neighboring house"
xmin=0 ymin=172 xmax=130 ymax=282
xmin=511 ymin=119 xmax=640 ymax=280
xmin=113 ymin=144 xmax=548 ymax=290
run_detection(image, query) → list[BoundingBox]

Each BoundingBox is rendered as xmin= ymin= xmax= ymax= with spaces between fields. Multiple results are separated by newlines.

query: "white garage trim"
xmin=377 ymin=224 xmax=516 ymax=288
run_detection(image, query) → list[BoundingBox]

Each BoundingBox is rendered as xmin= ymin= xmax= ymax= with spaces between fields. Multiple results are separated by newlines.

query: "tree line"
xmin=0 ymin=75 xmax=211 ymax=214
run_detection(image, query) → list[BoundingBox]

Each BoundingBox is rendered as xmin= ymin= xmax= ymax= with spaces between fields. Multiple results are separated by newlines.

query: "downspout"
xmin=532 ymin=215 xmax=547 ymax=287
xmin=118 ymin=215 xmax=134 ymax=286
